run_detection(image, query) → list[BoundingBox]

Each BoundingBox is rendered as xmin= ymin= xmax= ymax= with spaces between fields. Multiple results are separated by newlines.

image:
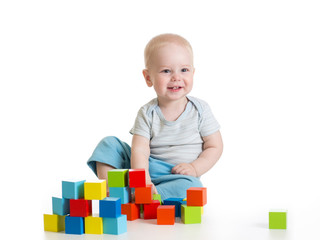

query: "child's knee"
xmin=188 ymin=177 xmax=203 ymax=188
xmin=100 ymin=136 xmax=120 ymax=146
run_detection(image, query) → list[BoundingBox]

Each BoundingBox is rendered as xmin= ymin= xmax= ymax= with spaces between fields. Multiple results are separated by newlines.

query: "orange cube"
xmin=121 ymin=203 xmax=140 ymax=221
xmin=135 ymin=185 xmax=152 ymax=204
xmin=157 ymin=205 xmax=175 ymax=225
xmin=187 ymin=187 xmax=207 ymax=206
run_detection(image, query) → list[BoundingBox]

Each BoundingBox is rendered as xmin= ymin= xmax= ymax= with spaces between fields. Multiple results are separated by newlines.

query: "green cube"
xmin=269 ymin=210 xmax=287 ymax=229
xmin=108 ymin=169 xmax=128 ymax=187
xmin=181 ymin=205 xmax=201 ymax=224
xmin=153 ymin=194 xmax=162 ymax=204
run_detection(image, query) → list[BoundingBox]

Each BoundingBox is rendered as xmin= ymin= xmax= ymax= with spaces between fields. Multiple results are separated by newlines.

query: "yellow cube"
xmin=43 ymin=214 xmax=65 ymax=232
xmin=84 ymin=180 xmax=107 ymax=200
xmin=85 ymin=216 xmax=103 ymax=234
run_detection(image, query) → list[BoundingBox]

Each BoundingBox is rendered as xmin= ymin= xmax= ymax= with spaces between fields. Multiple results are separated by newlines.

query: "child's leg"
xmin=153 ymin=175 xmax=203 ymax=200
xmin=87 ymin=136 xmax=131 ymax=176
xmin=148 ymin=158 xmax=203 ymax=199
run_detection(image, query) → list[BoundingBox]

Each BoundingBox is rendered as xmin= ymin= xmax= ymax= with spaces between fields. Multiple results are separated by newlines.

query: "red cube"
xmin=129 ymin=169 xmax=146 ymax=188
xmin=144 ymin=200 xmax=160 ymax=219
xmin=187 ymin=187 xmax=207 ymax=206
xmin=70 ymin=199 xmax=92 ymax=217
xmin=121 ymin=203 xmax=140 ymax=221
xmin=135 ymin=185 xmax=152 ymax=204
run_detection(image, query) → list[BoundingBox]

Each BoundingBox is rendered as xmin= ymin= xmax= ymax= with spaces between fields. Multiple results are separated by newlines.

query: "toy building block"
xmin=157 ymin=205 xmax=175 ymax=225
xmin=43 ymin=214 xmax=65 ymax=232
xmin=103 ymin=215 xmax=127 ymax=235
xmin=121 ymin=203 xmax=140 ymax=221
xmin=65 ymin=216 xmax=84 ymax=235
xmin=144 ymin=200 xmax=161 ymax=219
xmin=99 ymin=197 xmax=121 ymax=218
xmin=129 ymin=169 xmax=146 ymax=188
xmin=109 ymin=186 xmax=130 ymax=204
xmin=187 ymin=187 xmax=207 ymax=206
xmin=70 ymin=199 xmax=92 ymax=217
xmin=52 ymin=197 xmax=70 ymax=216
xmin=84 ymin=180 xmax=107 ymax=200
xmin=181 ymin=205 xmax=202 ymax=224
xmin=269 ymin=209 xmax=287 ymax=229
xmin=153 ymin=194 xmax=162 ymax=204
xmin=163 ymin=198 xmax=184 ymax=217
xmin=62 ymin=180 xmax=85 ymax=199
xmin=135 ymin=184 xmax=152 ymax=204
xmin=85 ymin=216 xmax=103 ymax=234
xmin=108 ymin=169 xmax=129 ymax=187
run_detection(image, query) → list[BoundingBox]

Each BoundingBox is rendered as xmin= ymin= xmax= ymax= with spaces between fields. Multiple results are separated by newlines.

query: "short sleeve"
xmin=199 ymin=101 xmax=220 ymax=137
xmin=130 ymin=107 xmax=152 ymax=139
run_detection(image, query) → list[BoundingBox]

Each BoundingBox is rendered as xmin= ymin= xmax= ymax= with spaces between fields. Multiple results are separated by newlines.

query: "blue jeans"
xmin=87 ymin=136 xmax=203 ymax=199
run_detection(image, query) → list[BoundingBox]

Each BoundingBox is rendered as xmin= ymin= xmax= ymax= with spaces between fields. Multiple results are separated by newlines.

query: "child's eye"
xmin=181 ymin=68 xmax=189 ymax=72
xmin=161 ymin=69 xmax=171 ymax=73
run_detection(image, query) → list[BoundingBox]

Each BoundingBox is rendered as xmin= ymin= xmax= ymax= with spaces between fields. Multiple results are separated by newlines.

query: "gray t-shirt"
xmin=130 ymin=96 xmax=220 ymax=166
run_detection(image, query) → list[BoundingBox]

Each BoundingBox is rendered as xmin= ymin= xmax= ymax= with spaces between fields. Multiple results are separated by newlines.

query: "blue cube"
xmin=99 ymin=197 xmax=121 ymax=218
xmin=62 ymin=180 xmax=85 ymax=199
xmin=103 ymin=215 xmax=127 ymax=235
xmin=65 ymin=216 xmax=84 ymax=234
xmin=52 ymin=197 xmax=70 ymax=215
xmin=109 ymin=187 xmax=130 ymax=204
xmin=163 ymin=198 xmax=184 ymax=217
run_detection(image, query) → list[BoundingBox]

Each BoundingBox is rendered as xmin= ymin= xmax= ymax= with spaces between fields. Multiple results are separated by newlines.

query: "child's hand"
xmin=171 ymin=163 xmax=197 ymax=177
xmin=146 ymin=179 xmax=158 ymax=195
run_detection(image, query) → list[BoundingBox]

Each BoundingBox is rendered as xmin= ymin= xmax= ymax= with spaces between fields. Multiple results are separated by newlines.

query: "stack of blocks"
xmin=44 ymin=169 xmax=208 ymax=236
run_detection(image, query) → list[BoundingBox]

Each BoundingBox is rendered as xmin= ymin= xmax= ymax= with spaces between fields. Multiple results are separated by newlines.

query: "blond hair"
xmin=144 ymin=33 xmax=194 ymax=69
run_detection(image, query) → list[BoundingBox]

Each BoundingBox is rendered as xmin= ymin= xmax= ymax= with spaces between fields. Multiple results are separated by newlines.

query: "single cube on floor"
xmin=181 ymin=205 xmax=202 ymax=224
xmin=157 ymin=205 xmax=175 ymax=225
xmin=62 ymin=180 xmax=85 ymax=199
xmin=65 ymin=216 xmax=84 ymax=235
xmin=100 ymin=197 xmax=121 ymax=218
xmin=103 ymin=215 xmax=127 ymax=235
xmin=43 ymin=214 xmax=65 ymax=232
xmin=144 ymin=200 xmax=161 ymax=219
xmin=129 ymin=169 xmax=146 ymax=188
xmin=269 ymin=209 xmax=287 ymax=229
xmin=108 ymin=169 xmax=129 ymax=187
xmin=84 ymin=180 xmax=107 ymax=200
xmin=121 ymin=203 xmax=140 ymax=221
xmin=85 ymin=216 xmax=103 ymax=234
xmin=52 ymin=197 xmax=70 ymax=216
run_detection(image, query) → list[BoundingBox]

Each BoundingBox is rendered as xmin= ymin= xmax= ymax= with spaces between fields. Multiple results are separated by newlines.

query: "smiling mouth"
xmin=168 ymin=86 xmax=182 ymax=90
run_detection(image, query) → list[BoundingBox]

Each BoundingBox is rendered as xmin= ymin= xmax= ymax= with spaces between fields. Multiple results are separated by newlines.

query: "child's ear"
xmin=143 ymin=69 xmax=153 ymax=87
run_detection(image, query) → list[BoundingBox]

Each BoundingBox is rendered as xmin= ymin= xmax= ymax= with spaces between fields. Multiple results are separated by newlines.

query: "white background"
xmin=1 ymin=0 xmax=319 ymax=239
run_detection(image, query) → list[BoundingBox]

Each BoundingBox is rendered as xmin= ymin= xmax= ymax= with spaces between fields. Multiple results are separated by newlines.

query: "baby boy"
xmin=87 ymin=33 xmax=223 ymax=199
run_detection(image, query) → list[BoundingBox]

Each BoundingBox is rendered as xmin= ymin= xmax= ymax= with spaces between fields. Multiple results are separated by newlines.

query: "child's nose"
xmin=171 ymin=72 xmax=181 ymax=81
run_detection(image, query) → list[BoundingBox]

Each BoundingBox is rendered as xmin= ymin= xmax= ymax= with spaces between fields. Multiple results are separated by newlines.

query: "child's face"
xmin=143 ymin=43 xmax=195 ymax=103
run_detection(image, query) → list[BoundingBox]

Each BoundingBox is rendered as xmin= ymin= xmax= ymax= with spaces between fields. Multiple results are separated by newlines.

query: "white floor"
xmin=41 ymin=198 xmax=320 ymax=240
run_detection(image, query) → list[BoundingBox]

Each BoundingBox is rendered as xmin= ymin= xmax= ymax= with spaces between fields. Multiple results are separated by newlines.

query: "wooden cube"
xmin=121 ymin=203 xmax=140 ymax=221
xmin=43 ymin=214 xmax=65 ymax=232
xmin=135 ymin=185 xmax=152 ymax=204
xmin=157 ymin=205 xmax=175 ymax=225
xmin=187 ymin=187 xmax=207 ymax=206
xmin=84 ymin=180 xmax=107 ymax=200
xmin=129 ymin=169 xmax=146 ymax=188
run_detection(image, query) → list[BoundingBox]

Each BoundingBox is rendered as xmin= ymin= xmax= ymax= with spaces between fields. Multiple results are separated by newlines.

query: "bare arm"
xmin=172 ymin=130 xmax=223 ymax=177
xmin=131 ymin=134 xmax=158 ymax=194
